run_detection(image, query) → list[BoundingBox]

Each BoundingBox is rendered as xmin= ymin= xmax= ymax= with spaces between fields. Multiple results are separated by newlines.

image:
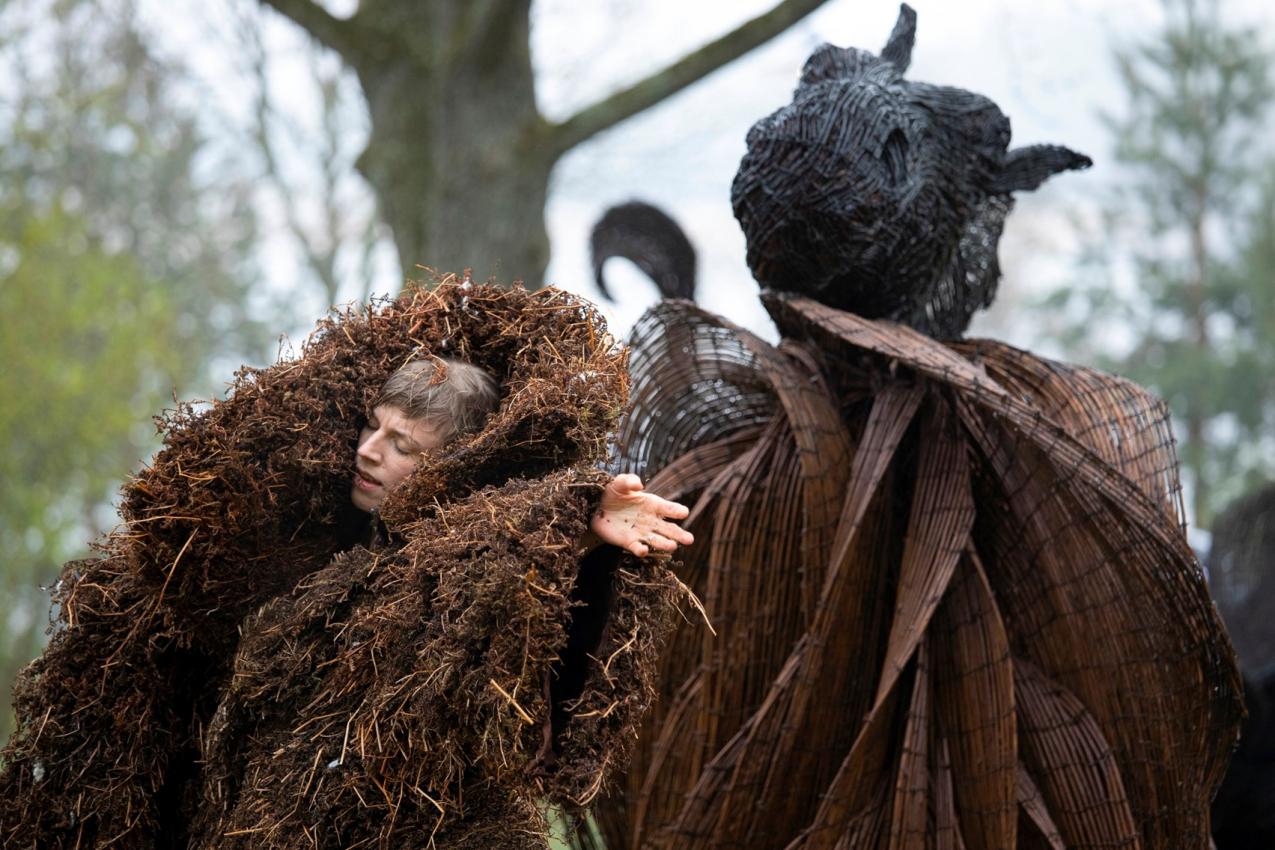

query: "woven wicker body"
xmin=587 ymin=293 xmax=1242 ymax=850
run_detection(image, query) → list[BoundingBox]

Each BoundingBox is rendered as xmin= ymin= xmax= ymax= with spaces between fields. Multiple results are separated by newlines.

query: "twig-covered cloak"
xmin=1 ymin=281 xmax=682 ymax=849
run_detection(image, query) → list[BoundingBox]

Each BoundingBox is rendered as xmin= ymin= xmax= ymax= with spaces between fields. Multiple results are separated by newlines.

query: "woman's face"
xmin=350 ymin=404 xmax=448 ymax=512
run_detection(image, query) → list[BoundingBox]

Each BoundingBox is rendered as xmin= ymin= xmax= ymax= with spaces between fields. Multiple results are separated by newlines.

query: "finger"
xmin=626 ymin=539 xmax=650 ymax=558
xmin=656 ymin=498 xmax=690 ymax=521
xmin=612 ymin=473 xmax=643 ymax=494
xmin=644 ymin=533 xmax=681 ymax=554
xmin=655 ymin=520 xmax=694 ymax=546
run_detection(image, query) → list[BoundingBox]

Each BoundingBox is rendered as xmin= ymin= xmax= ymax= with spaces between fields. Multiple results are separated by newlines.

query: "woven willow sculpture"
xmin=585 ymin=6 xmax=1242 ymax=849
xmin=734 ymin=5 xmax=1089 ymax=340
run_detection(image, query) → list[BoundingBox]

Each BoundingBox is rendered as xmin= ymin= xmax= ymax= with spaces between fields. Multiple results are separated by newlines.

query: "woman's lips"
xmin=354 ymin=469 xmax=381 ymax=491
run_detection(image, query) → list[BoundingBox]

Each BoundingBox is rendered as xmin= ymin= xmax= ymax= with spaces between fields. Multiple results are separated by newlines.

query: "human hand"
xmin=590 ymin=474 xmax=694 ymax=558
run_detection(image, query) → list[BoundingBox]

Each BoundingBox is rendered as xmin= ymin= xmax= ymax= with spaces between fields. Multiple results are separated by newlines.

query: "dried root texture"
xmin=1 ymin=278 xmax=682 ymax=849
xmin=589 ymin=295 xmax=1243 ymax=850
xmin=192 ymin=469 xmax=682 ymax=849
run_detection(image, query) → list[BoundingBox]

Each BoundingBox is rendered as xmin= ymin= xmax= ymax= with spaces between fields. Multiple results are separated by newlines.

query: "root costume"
xmin=588 ymin=7 xmax=1243 ymax=849
xmin=1 ymin=282 xmax=683 ymax=849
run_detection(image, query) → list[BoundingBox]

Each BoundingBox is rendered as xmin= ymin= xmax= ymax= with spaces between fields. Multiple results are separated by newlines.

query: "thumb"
xmin=613 ymin=473 xmax=643 ymax=494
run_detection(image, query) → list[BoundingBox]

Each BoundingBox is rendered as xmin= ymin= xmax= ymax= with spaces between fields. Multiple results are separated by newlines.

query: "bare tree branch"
xmin=546 ymin=0 xmax=832 ymax=156
xmin=244 ymin=19 xmax=344 ymax=305
xmin=258 ymin=0 xmax=361 ymax=59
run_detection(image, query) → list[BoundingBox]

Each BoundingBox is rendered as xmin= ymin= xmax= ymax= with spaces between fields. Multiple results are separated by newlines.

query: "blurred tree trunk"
xmin=258 ymin=0 xmax=831 ymax=286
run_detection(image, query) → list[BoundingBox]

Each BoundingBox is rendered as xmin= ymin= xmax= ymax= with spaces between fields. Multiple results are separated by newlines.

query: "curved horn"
xmin=589 ymin=201 xmax=697 ymax=302
xmin=990 ymin=145 xmax=1092 ymax=194
xmin=880 ymin=3 xmax=917 ymax=72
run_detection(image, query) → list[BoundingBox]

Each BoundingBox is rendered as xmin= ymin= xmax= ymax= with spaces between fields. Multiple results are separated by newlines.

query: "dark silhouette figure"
xmin=1213 ymin=671 xmax=1275 ymax=850
xmin=1208 ymin=484 xmax=1275 ymax=850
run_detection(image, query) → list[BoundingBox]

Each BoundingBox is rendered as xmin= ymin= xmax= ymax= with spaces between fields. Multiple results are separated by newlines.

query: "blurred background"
xmin=1 ymin=0 xmax=1272 ymax=751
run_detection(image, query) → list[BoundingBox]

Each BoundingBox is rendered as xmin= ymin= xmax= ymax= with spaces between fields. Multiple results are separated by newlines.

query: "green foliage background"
xmin=0 ymin=0 xmax=269 ymax=741
xmin=1039 ymin=0 xmax=1275 ymax=530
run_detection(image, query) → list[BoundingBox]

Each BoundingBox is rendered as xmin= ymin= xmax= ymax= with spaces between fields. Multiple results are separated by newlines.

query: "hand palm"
xmin=591 ymin=474 xmax=694 ymax=558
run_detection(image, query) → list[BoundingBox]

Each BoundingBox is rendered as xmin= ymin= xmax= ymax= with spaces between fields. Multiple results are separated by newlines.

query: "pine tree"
xmin=1043 ymin=0 xmax=1274 ymax=528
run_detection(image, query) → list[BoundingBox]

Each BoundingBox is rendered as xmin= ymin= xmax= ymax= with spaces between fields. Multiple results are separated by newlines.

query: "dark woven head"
xmin=731 ymin=3 xmax=1091 ymax=338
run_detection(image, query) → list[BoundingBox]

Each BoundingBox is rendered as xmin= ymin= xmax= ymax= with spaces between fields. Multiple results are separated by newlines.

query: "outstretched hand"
xmin=590 ymin=474 xmax=694 ymax=558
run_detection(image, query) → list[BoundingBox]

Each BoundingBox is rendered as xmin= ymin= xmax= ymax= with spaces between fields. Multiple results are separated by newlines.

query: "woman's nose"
xmin=357 ymin=433 xmax=381 ymax=463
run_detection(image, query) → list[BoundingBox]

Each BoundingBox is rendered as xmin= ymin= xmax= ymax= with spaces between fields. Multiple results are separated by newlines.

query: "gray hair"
xmin=375 ymin=358 xmax=500 ymax=441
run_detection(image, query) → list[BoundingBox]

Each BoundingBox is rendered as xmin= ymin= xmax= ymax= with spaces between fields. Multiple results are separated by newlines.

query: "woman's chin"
xmin=350 ymin=485 xmax=381 ymax=513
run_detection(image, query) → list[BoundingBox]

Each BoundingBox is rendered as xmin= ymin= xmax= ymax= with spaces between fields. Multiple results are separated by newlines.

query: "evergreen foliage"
xmin=1041 ymin=0 xmax=1274 ymax=527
